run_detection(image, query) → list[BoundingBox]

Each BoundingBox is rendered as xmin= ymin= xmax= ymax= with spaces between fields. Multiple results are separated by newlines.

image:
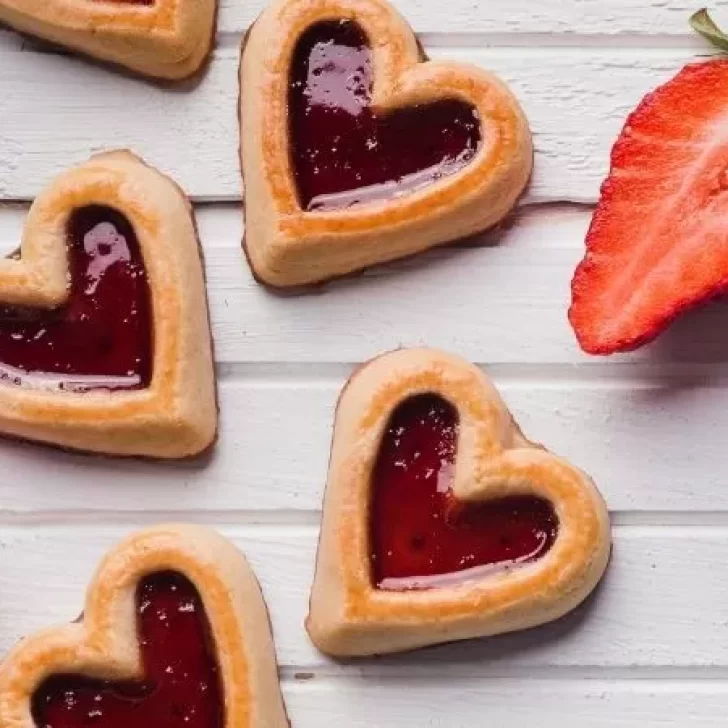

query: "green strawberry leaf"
xmin=690 ymin=8 xmax=728 ymax=52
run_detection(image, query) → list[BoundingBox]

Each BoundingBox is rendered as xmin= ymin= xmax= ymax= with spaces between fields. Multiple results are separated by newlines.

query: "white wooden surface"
xmin=2 ymin=1 xmax=728 ymax=725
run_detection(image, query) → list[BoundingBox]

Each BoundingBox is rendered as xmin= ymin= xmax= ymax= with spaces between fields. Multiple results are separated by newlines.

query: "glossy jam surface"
xmin=370 ymin=394 xmax=558 ymax=590
xmin=289 ymin=21 xmax=481 ymax=211
xmin=32 ymin=572 xmax=223 ymax=728
xmin=0 ymin=206 xmax=152 ymax=391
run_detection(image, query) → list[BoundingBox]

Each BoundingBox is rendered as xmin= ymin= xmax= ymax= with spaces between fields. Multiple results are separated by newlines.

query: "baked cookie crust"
xmin=0 ymin=151 xmax=217 ymax=458
xmin=307 ymin=348 xmax=611 ymax=656
xmin=240 ymin=0 xmax=533 ymax=287
xmin=0 ymin=524 xmax=288 ymax=728
xmin=0 ymin=0 xmax=215 ymax=79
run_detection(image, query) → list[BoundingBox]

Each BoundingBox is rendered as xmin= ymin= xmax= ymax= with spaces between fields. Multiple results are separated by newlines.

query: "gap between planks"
xmin=279 ymin=665 xmax=728 ymax=684
xmin=2 ymin=511 xmax=728 ymax=529
xmin=215 ymin=360 xmax=728 ymax=388
xmin=0 ymin=201 xmax=590 ymax=239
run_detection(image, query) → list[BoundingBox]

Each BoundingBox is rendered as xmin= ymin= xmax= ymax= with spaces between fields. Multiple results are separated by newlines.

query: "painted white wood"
xmin=1 ymin=525 xmax=728 ymax=670
xmin=2 ymin=0 xmax=722 ymax=40
xmin=0 ymin=201 xmax=583 ymax=251
xmin=215 ymin=0 xmax=728 ymax=37
xmin=281 ymin=679 xmax=728 ymax=727
xmin=3 ymin=373 xmax=728 ymax=514
xmin=0 ymin=44 xmax=702 ymax=202
xmin=5 ymin=204 xmax=728 ymax=365
xmin=202 ymin=213 xmax=728 ymax=366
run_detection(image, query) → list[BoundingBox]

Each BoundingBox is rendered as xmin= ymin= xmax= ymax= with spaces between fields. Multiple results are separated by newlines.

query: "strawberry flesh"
xmin=570 ymin=59 xmax=728 ymax=354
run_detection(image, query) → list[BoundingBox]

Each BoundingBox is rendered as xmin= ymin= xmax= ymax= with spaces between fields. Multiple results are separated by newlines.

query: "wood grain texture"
xmin=5 ymin=205 xmax=728 ymax=366
xmin=174 ymin=208 xmax=728 ymax=365
xmin=0 ymin=207 xmax=725 ymax=518
xmin=215 ymin=0 xmax=727 ymax=36
xmin=1 ymin=525 xmax=727 ymax=670
xmin=0 ymin=0 xmax=721 ymax=39
xmin=0 ymin=44 xmax=704 ymax=202
xmin=2 ymin=374 xmax=728 ymax=514
xmin=201 ymin=241 xmax=728 ymax=365
xmin=281 ymin=680 xmax=728 ymax=727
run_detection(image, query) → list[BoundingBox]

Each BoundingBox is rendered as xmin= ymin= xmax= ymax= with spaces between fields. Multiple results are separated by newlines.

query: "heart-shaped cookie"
xmin=307 ymin=348 xmax=611 ymax=656
xmin=0 ymin=150 xmax=216 ymax=457
xmin=0 ymin=0 xmax=215 ymax=79
xmin=240 ymin=0 xmax=532 ymax=287
xmin=0 ymin=524 xmax=288 ymax=728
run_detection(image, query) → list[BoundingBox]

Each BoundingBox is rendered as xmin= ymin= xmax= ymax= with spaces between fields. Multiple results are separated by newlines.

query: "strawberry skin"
xmin=570 ymin=59 xmax=728 ymax=354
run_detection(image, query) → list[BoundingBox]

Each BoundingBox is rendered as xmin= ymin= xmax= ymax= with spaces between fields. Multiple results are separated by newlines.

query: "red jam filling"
xmin=288 ymin=21 xmax=481 ymax=211
xmin=32 ymin=572 xmax=223 ymax=728
xmin=370 ymin=394 xmax=558 ymax=590
xmin=0 ymin=206 xmax=152 ymax=391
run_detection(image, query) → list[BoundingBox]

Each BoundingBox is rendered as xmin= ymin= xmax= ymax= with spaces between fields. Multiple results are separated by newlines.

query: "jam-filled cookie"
xmin=240 ymin=0 xmax=532 ymax=287
xmin=0 ymin=0 xmax=215 ymax=79
xmin=0 ymin=524 xmax=288 ymax=728
xmin=307 ymin=348 xmax=610 ymax=656
xmin=0 ymin=151 xmax=216 ymax=458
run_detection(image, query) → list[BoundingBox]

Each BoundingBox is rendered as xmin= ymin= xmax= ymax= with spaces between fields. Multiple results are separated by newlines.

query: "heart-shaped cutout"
xmin=32 ymin=572 xmax=221 ymax=728
xmin=0 ymin=0 xmax=215 ymax=78
xmin=0 ymin=205 xmax=152 ymax=391
xmin=371 ymin=393 xmax=559 ymax=590
xmin=0 ymin=525 xmax=289 ymax=728
xmin=307 ymin=348 xmax=611 ymax=656
xmin=0 ymin=151 xmax=216 ymax=457
xmin=240 ymin=0 xmax=532 ymax=287
xmin=289 ymin=21 xmax=481 ymax=211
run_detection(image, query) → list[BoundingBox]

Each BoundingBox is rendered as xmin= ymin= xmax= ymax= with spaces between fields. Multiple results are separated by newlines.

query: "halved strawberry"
xmin=570 ymin=58 xmax=728 ymax=354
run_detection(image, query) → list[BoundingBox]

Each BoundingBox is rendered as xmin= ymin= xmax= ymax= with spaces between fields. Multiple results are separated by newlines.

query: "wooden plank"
xmin=2 ymin=525 xmax=728 ymax=669
xmin=3 ymin=202 xmax=728 ymax=361
xmin=0 ymin=202 xmax=583 ymax=252
xmin=281 ymin=679 xmax=728 ymax=727
xmin=0 ymin=205 xmax=674 ymax=368
xmin=0 ymin=203 xmax=246 ymax=255
xmin=0 ymin=44 xmax=699 ymax=202
xmin=204 ymin=242 xmax=585 ymax=363
xmin=203 ymin=243 xmax=728 ymax=367
xmin=4 ymin=375 xmax=728 ymax=514
xmin=216 ymin=0 xmax=728 ymax=37
xmin=0 ymin=0 xmax=721 ymax=40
